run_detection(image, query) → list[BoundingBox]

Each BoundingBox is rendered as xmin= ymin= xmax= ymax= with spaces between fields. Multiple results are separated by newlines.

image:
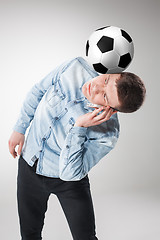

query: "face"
xmin=82 ymin=74 xmax=121 ymax=110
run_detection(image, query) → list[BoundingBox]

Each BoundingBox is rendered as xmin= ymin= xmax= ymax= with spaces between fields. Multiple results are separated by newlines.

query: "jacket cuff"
xmin=69 ymin=126 xmax=88 ymax=135
xmin=13 ymin=125 xmax=26 ymax=135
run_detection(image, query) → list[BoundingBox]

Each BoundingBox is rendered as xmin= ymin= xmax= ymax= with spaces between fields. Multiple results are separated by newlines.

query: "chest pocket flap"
xmin=46 ymin=80 xmax=65 ymax=107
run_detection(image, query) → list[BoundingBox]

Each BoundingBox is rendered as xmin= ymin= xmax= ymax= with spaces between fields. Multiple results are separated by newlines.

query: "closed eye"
xmin=104 ymin=76 xmax=110 ymax=102
xmin=104 ymin=93 xmax=108 ymax=104
xmin=105 ymin=78 xmax=108 ymax=85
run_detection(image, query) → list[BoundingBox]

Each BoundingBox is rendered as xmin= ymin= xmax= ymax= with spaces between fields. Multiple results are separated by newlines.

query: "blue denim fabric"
xmin=13 ymin=57 xmax=120 ymax=181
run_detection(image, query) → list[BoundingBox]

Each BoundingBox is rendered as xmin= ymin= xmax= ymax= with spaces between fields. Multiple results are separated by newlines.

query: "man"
xmin=8 ymin=57 xmax=146 ymax=240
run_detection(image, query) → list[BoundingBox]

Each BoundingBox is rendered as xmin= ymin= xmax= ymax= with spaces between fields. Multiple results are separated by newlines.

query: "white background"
xmin=0 ymin=0 xmax=160 ymax=239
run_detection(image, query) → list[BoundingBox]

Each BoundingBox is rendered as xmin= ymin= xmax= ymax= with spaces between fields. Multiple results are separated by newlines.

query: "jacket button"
xmin=66 ymin=145 xmax=69 ymax=149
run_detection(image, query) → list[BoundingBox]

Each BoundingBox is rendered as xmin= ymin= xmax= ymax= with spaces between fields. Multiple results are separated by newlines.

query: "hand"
xmin=8 ymin=131 xmax=25 ymax=158
xmin=74 ymin=106 xmax=117 ymax=128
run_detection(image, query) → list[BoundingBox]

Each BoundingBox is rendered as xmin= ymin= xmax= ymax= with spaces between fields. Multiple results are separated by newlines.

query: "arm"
xmin=59 ymin=107 xmax=119 ymax=181
xmin=8 ymin=60 xmax=69 ymax=158
xmin=13 ymin=63 xmax=67 ymax=135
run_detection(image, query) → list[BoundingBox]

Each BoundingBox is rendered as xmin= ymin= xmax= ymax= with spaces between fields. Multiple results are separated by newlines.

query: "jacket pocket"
xmin=46 ymin=80 xmax=65 ymax=108
xmin=46 ymin=88 xmax=61 ymax=107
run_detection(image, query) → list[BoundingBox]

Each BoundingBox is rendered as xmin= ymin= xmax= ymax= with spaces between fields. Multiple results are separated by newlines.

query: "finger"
xmin=111 ymin=110 xmax=117 ymax=116
xmin=95 ymin=107 xmax=114 ymax=123
xmin=93 ymin=106 xmax=110 ymax=118
xmin=13 ymin=151 xmax=17 ymax=158
xmin=18 ymin=142 xmax=23 ymax=155
xmin=94 ymin=108 xmax=109 ymax=121
xmin=100 ymin=108 xmax=114 ymax=123
xmin=10 ymin=147 xmax=17 ymax=158
xmin=109 ymin=108 xmax=118 ymax=117
xmin=91 ymin=107 xmax=104 ymax=117
xmin=8 ymin=142 xmax=17 ymax=158
xmin=104 ymin=107 xmax=114 ymax=119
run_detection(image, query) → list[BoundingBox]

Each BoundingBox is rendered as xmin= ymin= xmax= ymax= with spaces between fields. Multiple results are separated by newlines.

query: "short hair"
xmin=116 ymin=72 xmax=146 ymax=113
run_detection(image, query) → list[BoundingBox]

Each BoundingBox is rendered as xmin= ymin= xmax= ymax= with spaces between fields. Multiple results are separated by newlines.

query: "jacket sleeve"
xmin=13 ymin=60 xmax=69 ymax=135
xmin=59 ymin=116 xmax=120 ymax=181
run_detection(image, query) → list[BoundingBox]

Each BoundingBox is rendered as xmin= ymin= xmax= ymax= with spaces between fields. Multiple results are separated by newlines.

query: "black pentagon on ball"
xmin=121 ymin=29 xmax=132 ymax=43
xmin=86 ymin=40 xmax=89 ymax=56
xmin=97 ymin=36 xmax=114 ymax=53
xmin=118 ymin=53 xmax=132 ymax=68
xmin=95 ymin=26 xmax=110 ymax=31
xmin=93 ymin=63 xmax=108 ymax=74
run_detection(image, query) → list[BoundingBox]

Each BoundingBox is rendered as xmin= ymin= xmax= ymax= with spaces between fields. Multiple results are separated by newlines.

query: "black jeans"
xmin=17 ymin=156 xmax=98 ymax=240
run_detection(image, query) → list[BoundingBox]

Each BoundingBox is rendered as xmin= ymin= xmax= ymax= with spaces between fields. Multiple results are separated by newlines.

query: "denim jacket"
xmin=13 ymin=57 xmax=120 ymax=181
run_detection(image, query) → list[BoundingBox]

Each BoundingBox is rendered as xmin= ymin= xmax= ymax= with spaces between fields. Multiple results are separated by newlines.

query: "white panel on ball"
xmin=88 ymin=45 xmax=102 ymax=64
xmin=101 ymin=51 xmax=119 ymax=69
xmin=114 ymin=35 xmax=133 ymax=56
xmin=103 ymin=26 xmax=121 ymax=38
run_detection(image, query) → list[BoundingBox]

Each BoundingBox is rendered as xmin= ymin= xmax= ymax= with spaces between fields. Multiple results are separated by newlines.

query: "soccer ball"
xmin=86 ymin=26 xmax=134 ymax=74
